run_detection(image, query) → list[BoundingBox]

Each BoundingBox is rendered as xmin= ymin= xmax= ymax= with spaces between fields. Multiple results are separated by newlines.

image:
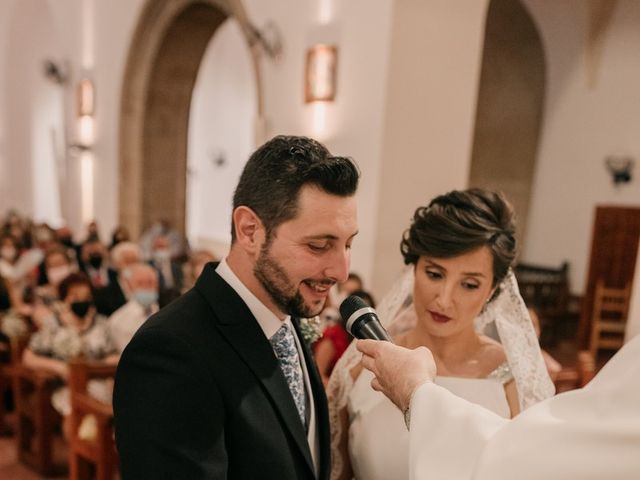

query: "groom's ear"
xmin=233 ymin=206 xmax=266 ymax=256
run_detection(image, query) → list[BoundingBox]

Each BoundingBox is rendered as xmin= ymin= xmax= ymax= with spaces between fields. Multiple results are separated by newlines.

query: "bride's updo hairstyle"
xmin=400 ymin=188 xmax=516 ymax=289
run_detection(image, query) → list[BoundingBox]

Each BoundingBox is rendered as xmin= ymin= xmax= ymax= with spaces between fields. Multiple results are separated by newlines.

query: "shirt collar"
xmin=216 ymin=257 xmax=290 ymax=339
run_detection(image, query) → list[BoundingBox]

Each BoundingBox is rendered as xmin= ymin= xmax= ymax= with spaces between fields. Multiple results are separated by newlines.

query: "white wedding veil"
xmin=326 ymin=265 xmax=555 ymax=479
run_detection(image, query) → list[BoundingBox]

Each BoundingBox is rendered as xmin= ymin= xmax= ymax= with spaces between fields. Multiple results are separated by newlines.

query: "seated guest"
xmin=83 ymin=220 xmax=101 ymax=243
xmin=149 ymin=235 xmax=184 ymax=306
xmin=109 ymin=225 xmax=131 ymax=250
xmin=0 ymin=234 xmax=20 ymax=272
xmin=108 ymin=263 xmax=159 ymax=354
xmin=181 ymin=249 xmax=217 ymax=292
xmin=28 ymin=246 xmax=75 ymax=329
xmin=140 ymin=219 xmax=187 ymax=262
xmin=22 ymin=272 xmax=117 ymax=438
xmin=54 ymin=225 xmax=80 ymax=263
xmin=80 ymin=238 xmax=110 ymax=288
xmin=92 ymin=241 xmax=142 ymax=316
xmin=80 ymin=238 xmax=127 ymax=316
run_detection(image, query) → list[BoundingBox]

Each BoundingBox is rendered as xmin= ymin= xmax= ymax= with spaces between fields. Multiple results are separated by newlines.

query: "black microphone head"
xmin=339 ymin=295 xmax=369 ymax=321
xmin=340 ymin=295 xmax=392 ymax=342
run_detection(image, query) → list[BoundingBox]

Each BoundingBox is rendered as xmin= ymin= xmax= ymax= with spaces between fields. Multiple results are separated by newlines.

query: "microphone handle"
xmin=356 ymin=319 xmax=393 ymax=342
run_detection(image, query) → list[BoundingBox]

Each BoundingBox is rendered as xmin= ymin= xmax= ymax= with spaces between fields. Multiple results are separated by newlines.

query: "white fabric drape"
xmin=409 ymin=335 xmax=640 ymax=480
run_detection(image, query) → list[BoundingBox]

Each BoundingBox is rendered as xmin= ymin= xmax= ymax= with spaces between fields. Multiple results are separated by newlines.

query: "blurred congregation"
xmin=0 ymin=208 xmax=378 ymax=478
xmin=2 ymin=0 xmax=640 ymax=478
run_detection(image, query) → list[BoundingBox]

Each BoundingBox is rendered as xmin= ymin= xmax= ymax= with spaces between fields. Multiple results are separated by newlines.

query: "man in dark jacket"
xmin=114 ymin=135 xmax=360 ymax=479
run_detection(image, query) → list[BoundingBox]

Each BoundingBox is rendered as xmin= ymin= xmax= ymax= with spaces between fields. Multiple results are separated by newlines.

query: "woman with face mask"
xmin=0 ymin=235 xmax=21 ymax=312
xmin=25 ymin=246 xmax=76 ymax=329
xmin=22 ymin=272 xmax=118 ymax=438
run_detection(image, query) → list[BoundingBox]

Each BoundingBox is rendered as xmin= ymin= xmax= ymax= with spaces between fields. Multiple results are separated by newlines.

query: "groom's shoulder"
xmin=141 ymin=287 xmax=219 ymax=337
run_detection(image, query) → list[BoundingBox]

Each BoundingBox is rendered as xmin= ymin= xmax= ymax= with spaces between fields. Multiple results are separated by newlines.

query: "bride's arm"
xmin=504 ymin=379 xmax=520 ymax=418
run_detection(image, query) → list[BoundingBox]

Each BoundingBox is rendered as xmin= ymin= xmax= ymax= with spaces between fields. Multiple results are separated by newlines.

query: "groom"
xmin=113 ymin=135 xmax=359 ymax=479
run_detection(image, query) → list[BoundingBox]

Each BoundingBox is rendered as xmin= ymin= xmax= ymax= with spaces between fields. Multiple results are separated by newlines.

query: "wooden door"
xmin=578 ymin=206 xmax=640 ymax=347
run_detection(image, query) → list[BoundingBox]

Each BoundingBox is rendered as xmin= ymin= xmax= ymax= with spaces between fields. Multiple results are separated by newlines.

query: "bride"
xmin=327 ymin=189 xmax=555 ymax=480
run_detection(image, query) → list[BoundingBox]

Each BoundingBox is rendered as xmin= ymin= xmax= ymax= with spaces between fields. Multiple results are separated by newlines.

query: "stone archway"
xmin=118 ymin=0 xmax=263 ymax=239
xmin=468 ymin=0 xmax=545 ymax=252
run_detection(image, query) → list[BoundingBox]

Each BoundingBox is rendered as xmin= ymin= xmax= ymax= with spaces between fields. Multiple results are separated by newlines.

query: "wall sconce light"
xmin=605 ymin=155 xmax=634 ymax=185
xmin=305 ymin=44 xmax=338 ymax=103
xmin=77 ymin=78 xmax=95 ymax=116
xmin=69 ymin=78 xmax=96 ymax=153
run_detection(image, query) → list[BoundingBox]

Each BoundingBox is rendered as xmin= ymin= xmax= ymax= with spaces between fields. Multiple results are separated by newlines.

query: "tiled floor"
xmin=0 ymin=415 xmax=68 ymax=480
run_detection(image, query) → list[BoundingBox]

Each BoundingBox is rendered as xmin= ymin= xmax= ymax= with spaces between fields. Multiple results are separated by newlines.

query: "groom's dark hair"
xmin=231 ymin=135 xmax=360 ymax=242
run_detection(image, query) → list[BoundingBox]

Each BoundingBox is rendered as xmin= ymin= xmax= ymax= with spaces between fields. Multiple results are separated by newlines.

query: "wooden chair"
xmin=68 ymin=358 xmax=119 ymax=480
xmin=7 ymin=335 xmax=66 ymax=476
xmin=589 ymin=280 xmax=631 ymax=357
xmin=0 ymin=333 xmax=13 ymax=434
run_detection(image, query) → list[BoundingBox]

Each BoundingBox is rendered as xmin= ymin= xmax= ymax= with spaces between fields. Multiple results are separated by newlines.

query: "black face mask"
xmin=70 ymin=300 xmax=93 ymax=318
xmin=88 ymin=253 xmax=103 ymax=269
xmin=60 ymin=236 xmax=74 ymax=248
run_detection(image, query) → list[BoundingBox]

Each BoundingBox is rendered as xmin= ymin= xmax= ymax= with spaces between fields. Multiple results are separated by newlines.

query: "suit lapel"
xmin=195 ymin=265 xmax=316 ymax=477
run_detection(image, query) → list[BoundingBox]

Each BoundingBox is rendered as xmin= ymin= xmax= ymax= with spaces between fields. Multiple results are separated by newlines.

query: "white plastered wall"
xmin=523 ymin=0 xmax=640 ymax=294
xmin=371 ymin=0 xmax=491 ymax=298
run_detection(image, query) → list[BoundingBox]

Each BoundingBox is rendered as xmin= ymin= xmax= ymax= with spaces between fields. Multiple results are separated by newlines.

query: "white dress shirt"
xmin=108 ymin=299 xmax=158 ymax=353
xmin=216 ymin=259 xmax=320 ymax=475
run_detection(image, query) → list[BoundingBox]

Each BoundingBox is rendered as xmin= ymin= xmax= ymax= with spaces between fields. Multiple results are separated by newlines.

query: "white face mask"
xmin=153 ymin=249 xmax=171 ymax=262
xmin=47 ymin=265 xmax=71 ymax=286
xmin=0 ymin=246 xmax=16 ymax=262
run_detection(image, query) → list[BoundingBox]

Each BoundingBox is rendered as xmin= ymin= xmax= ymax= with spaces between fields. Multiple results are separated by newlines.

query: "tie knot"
xmin=270 ymin=324 xmax=296 ymax=359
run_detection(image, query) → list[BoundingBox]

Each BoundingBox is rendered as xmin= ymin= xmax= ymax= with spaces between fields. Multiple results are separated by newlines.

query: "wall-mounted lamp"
xmin=77 ymin=78 xmax=95 ymax=116
xmin=69 ymin=78 xmax=96 ymax=153
xmin=605 ymin=155 xmax=634 ymax=185
xmin=304 ymin=44 xmax=338 ymax=103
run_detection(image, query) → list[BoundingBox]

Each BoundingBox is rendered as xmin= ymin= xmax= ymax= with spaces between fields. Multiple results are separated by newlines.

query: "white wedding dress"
xmin=347 ymin=367 xmax=512 ymax=480
xmin=327 ymin=269 xmax=554 ymax=480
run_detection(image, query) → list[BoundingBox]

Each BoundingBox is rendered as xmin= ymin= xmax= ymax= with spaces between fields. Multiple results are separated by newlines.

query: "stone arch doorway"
xmin=119 ymin=0 xmax=263 ymax=239
xmin=468 ymin=0 xmax=545 ymax=252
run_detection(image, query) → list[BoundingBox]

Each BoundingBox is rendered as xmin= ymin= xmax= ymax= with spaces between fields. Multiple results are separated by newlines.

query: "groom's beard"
xmin=254 ymin=242 xmax=322 ymax=319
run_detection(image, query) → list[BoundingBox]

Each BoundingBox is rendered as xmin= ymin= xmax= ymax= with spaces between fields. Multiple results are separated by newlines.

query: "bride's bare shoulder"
xmin=477 ymin=335 xmax=507 ymax=370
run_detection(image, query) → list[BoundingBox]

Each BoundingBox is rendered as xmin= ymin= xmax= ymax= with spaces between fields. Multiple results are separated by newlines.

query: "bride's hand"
xmin=356 ymin=339 xmax=436 ymax=412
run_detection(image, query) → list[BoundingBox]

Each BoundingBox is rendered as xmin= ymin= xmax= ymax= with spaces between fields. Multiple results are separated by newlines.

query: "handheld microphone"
xmin=340 ymin=295 xmax=393 ymax=342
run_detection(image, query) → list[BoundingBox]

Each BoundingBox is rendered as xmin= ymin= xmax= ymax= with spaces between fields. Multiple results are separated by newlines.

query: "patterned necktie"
xmin=270 ymin=323 xmax=307 ymax=428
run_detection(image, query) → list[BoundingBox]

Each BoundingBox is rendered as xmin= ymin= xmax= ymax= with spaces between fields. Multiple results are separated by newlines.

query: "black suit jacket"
xmin=94 ymin=268 xmax=127 ymax=316
xmin=113 ymin=263 xmax=330 ymax=479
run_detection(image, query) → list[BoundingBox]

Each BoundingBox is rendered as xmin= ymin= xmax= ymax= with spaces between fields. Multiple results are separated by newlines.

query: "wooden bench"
xmin=68 ymin=358 xmax=119 ymax=480
xmin=514 ymin=262 xmax=577 ymax=346
xmin=6 ymin=335 xmax=66 ymax=476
